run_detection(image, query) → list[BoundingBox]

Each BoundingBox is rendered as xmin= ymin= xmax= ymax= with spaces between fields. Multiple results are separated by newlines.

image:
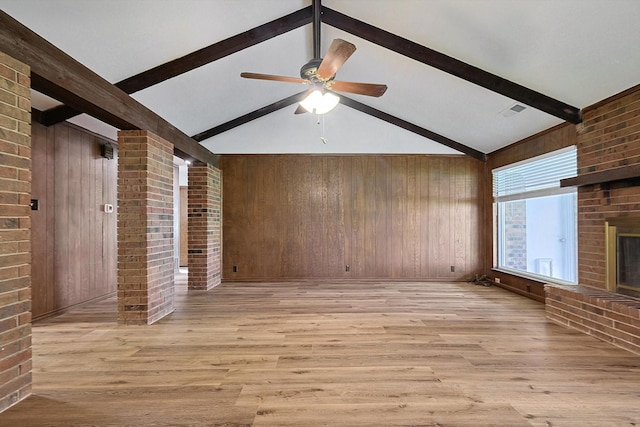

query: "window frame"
xmin=492 ymin=146 xmax=578 ymax=285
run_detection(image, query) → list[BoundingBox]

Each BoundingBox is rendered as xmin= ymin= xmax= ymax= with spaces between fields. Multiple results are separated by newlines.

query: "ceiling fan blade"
xmin=240 ymin=72 xmax=307 ymax=85
xmin=328 ymin=80 xmax=388 ymax=97
xmin=316 ymin=39 xmax=356 ymax=81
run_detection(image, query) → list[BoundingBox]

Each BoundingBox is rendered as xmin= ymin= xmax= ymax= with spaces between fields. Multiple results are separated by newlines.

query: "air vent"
xmin=501 ymin=103 xmax=527 ymax=117
xmin=101 ymin=143 xmax=114 ymax=159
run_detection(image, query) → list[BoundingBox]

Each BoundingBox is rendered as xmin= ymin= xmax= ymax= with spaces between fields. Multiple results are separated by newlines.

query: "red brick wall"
xmin=117 ymin=130 xmax=175 ymax=325
xmin=187 ymin=163 xmax=221 ymax=290
xmin=0 ymin=52 xmax=32 ymax=412
xmin=545 ymin=86 xmax=640 ymax=354
xmin=577 ymin=87 xmax=640 ymax=289
xmin=546 ymin=284 xmax=640 ymax=355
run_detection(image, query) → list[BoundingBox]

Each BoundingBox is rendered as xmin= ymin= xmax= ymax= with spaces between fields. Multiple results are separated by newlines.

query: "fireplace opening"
xmin=606 ymin=218 xmax=640 ymax=298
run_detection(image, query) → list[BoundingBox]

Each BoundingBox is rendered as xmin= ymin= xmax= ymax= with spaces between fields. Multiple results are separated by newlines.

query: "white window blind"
xmin=493 ymin=146 xmax=577 ymax=202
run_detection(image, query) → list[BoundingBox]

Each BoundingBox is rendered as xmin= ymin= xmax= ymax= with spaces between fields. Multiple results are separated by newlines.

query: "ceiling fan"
xmin=240 ymin=0 xmax=387 ymax=114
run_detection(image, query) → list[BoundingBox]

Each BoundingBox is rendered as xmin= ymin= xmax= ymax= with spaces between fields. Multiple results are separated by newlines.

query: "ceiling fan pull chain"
xmin=320 ymin=114 xmax=327 ymax=144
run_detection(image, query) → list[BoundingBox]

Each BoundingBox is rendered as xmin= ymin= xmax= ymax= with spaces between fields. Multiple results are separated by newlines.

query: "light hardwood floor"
xmin=2 ymin=273 xmax=640 ymax=426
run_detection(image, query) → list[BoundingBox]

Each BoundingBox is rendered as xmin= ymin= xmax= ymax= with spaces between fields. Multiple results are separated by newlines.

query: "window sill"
xmin=492 ymin=267 xmax=577 ymax=287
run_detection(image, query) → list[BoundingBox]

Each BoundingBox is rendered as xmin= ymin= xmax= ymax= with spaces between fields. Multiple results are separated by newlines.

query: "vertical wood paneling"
xmin=30 ymin=121 xmax=117 ymax=319
xmin=45 ymin=126 xmax=55 ymax=312
xmin=374 ymin=157 xmax=391 ymax=277
xmin=407 ymin=156 xmax=419 ymax=277
xmin=342 ymin=157 xmax=353 ymax=277
xmin=103 ymin=146 xmax=117 ymax=296
xmin=220 ymin=154 xmax=483 ymax=281
xmin=428 ymin=158 xmax=449 ymax=277
xmin=418 ymin=156 xmax=430 ymax=277
xmin=54 ymin=124 xmax=70 ymax=308
xmin=30 ymin=123 xmax=48 ymax=316
xmin=453 ymin=159 xmax=467 ymax=275
xmin=328 ymin=156 xmax=346 ymax=276
xmin=350 ymin=157 xmax=366 ymax=276
xmin=390 ymin=157 xmax=406 ymax=277
xmin=79 ymin=130 xmax=93 ymax=301
xmin=362 ymin=157 xmax=377 ymax=276
xmin=93 ymin=136 xmax=103 ymax=297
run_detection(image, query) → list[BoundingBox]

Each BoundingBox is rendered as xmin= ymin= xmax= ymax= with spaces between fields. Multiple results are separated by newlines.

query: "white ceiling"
xmin=2 ymin=0 xmax=640 ymax=156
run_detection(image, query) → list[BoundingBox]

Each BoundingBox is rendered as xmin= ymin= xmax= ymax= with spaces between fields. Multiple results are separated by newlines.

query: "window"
xmin=493 ymin=146 xmax=577 ymax=283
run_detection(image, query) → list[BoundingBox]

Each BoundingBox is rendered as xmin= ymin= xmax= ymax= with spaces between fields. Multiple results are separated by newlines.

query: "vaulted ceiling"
xmin=1 ymin=0 xmax=640 ymax=161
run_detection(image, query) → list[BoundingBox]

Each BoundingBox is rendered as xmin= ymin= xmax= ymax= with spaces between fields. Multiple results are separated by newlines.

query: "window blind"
xmin=493 ymin=146 xmax=577 ymax=201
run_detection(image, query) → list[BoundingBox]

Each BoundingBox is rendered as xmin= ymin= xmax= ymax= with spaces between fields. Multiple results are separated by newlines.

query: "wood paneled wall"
xmin=220 ymin=155 xmax=484 ymax=281
xmin=31 ymin=121 xmax=117 ymax=319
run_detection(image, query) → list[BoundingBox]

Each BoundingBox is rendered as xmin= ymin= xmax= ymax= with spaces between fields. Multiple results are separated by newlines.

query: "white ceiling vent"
xmin=501 ymin=103 xmax=527 ymax=118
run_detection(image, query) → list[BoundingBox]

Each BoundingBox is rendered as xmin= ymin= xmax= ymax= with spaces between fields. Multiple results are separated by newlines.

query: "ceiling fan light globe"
xmin=300 ymin=90 xmax=340 ymax=114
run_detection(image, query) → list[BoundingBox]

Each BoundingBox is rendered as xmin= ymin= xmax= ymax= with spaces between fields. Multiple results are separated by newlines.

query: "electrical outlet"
xmin=345 ymin=265 xmax=350 ymax=272
xmin=495 ymin=277 xmax=501 ymax=283
xmin=233 ymin=265 xmax=238 ymax=273
xmin=450 ymin=265 xmax=455 ymax=272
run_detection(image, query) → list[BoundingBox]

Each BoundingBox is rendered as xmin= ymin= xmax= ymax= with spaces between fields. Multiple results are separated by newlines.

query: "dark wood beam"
xmin=322 ymin=7 xmax=582 ymax=124
xmin=117 ymin=7 xmax=312 ymax=94
xmin=196 ymin=91 xmax=486 ymax=161
xmin=0 ymin=10 xmax=218 ymax=166
xmin=339 ymin=96 xmax=487 ymax=162
xmin=38 ymin=104 xmax=80 ymax=127
xmin=31 ymin=108 xmax=43 ymax=126
xmin=192 ymin=91 xmax=309 ymax=142
xmin=39 ymin=7 xmax=313 ymax=127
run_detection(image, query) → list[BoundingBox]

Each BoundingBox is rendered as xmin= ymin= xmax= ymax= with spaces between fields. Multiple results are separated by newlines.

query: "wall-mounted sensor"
xmin=103 ymin=204 xmax=114 ymax=213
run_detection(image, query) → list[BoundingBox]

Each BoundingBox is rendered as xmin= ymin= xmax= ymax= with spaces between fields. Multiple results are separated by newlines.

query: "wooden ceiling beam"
xmin=322 ymin=7 xmax=582 ymax=124
xmin=192 ymin=91 xmax=309 ymax=142
xmin=196 ymin=92 xmax=485 ymax=162
xmin=339 ymin=96 xmax=486 ymax=162
xmin=0 ymin=10 xmax=218 ymax=166
xmin=38 ymin=7 xmax=313 ymax=127
xmin=116 ymin=7 xmax=313 ymax=94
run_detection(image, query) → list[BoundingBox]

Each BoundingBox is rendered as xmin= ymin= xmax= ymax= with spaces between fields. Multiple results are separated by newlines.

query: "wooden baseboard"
xmin=33 ymin=291 xmax=116 ymax=322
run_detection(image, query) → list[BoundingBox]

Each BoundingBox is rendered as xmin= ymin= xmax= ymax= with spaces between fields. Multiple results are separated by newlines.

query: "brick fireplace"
xmin=545 ymin=85 xmax=640 ymax=355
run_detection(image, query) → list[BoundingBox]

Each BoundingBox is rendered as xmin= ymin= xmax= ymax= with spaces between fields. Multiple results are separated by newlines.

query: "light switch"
xmin=103 ymin=204 xmax=114 ymax=213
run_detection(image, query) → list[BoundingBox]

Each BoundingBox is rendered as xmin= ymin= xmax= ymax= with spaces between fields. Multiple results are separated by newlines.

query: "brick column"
xmin=117 ymin=130 xmax=175 ymax=325
xmin=0 ymin=52 xmax=32 ymax=412
xmin=188 ymin=162 xmax=222 ymax=290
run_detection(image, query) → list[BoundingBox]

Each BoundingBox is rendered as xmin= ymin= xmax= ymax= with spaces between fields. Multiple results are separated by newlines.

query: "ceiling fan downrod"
xmin=313 ymin=0 xmax=321 ymax=60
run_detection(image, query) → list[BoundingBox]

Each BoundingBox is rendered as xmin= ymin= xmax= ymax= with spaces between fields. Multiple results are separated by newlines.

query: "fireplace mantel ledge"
xmin=561 ymin=165 xmax=640 ymax=188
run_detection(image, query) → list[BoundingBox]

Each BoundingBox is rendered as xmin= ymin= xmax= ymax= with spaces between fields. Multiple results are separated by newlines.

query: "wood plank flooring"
xmin=2 ymin=272 xmax=640 ymax=426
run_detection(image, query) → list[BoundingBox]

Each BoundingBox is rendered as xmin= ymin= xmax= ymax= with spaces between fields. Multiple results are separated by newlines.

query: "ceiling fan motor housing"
xmin=300 ymin=58 xmax=330 ymax=82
